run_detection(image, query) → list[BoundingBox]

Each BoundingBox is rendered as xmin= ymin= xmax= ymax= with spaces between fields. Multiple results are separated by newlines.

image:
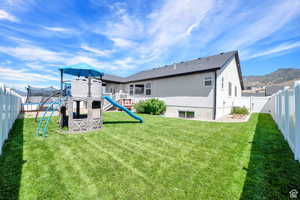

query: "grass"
xmin=0 ymin=113 xmax=299 ymax=200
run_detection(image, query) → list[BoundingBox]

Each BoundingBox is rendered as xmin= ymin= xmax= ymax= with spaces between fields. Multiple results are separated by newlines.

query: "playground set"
xmin=35 ymin=63 xmax=143 ymax=137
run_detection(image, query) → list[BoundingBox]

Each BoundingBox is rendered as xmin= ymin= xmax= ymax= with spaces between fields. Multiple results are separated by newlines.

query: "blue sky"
xmin=0 ymin=0 xmax=300 ymax=90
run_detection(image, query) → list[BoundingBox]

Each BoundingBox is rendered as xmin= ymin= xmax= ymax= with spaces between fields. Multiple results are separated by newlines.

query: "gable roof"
xmin=102 ymin=51 xmax=244 ymax=89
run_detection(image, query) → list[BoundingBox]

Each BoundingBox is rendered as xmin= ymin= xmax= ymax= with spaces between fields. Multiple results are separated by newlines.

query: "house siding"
xmin=105 ymin=72 xmax=216 ymax=120
xmin=215 ymin=57 xmax=242 ymax=119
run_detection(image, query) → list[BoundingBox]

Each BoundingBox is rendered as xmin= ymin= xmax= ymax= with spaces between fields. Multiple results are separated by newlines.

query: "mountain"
xmin=243 ymin=68 xmax=300 ymax=88
xmin=12 ymin=89 xmax=27 ymax=96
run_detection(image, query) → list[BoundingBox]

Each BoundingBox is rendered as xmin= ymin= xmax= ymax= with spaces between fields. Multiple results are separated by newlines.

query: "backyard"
xmin=0 ymin=112 xmax=299 ymax=200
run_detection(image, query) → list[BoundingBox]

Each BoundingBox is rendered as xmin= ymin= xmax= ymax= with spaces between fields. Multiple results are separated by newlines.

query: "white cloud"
xmin=0 ymin=60 xmax=12 ymax=65
xmin=221 ymin=0 xmax=300 ymax=50
xmin=113 ymin=57 xmax=135 ymax=70
xmin=110 ymin=38 xmax=135 ymax=48
xmin=0 ymin=66 xmax=59 ymax=82
xmin=65 ymin=54 xmax=106 ymax=69
xmin=0 ymin=9 xmax=18 ymax=22
xmin=0 ymin=44 xmax=67 ymax=63
xmin=147 ymin=0 xmax=214 ymax=50
xmin=243 ymin=41 xmax=300 ymax=60
xmin=105 ymin=11 xmax=143 ymax=39
xmin=26 ymin=62 xmax=45 ymax=70
xmin=6 ymin=36 xmax=31 ymax=44
xmin=81 ymin=44 xmax=113 ymax=57
xmin=43 ymin=26 xmax=71 ymax=32
xmin=99 ymin=0 xmax=216 ymax=65
xmin=99 ymin=7 xmax=144 ymax=49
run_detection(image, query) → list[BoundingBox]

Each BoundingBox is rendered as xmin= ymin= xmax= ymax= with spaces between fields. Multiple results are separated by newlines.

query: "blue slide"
xmin=103 ymin=96 xmax=144 ymax=123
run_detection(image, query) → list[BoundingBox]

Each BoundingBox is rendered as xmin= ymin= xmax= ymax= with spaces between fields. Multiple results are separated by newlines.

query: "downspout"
xmin=213 ymin=70 xmax=217 ymax=120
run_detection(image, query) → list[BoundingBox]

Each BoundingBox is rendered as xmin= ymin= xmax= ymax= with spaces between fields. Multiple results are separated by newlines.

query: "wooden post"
xmin=294 ymin=81 xmax=300 ymax=161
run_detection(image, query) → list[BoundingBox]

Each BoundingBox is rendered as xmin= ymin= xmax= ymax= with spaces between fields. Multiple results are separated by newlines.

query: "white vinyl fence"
xmin=270 ymin=82 xmax=300 ymax=161
xmin=233 ymin=96 xmax=273 ymax=113
xmin=0 ymin=83 xmax=22 ymax=155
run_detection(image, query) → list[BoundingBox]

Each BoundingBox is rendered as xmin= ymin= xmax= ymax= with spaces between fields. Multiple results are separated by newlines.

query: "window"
xmin=204 ymin=76 xmax=212 ymax=86
xmin=92 ymin=101 xmax=101 ymax=109
xmin=178 ymin=111 xmax=195 ymax=119
xmin=221 ymin=77 xmax=224 ymax=89
xmin=129 ymin=85 xmax=134 ymax=95
xmin=228 ymin=82 xmax=232 ymax=96
xmin=134 ymin=84 xmax=144 ymax=95
xmin=146 ymin=83 xmax=151 ymax=95
xmin=73 ymin=100 xmax=88 ymax=119
xmin=235 ymin=86 xmax=237 ymax=97
xmin=178 ymin=111 xmax=186 ymax=118
xmin=186 ymin=111 xmax=195 ymax=118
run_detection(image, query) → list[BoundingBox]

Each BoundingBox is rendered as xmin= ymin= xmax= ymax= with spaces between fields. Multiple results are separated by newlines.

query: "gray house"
xmin=102 ymin=51 xmax=244 ymax=120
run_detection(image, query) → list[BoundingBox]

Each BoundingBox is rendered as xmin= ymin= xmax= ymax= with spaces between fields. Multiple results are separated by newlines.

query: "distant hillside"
xmin=243 ymin=68 xmax=300 ymax=87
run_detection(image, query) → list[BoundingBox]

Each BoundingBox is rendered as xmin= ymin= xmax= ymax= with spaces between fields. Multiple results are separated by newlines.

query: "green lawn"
xmin=0 ymin=113 xmax=299 ymax=200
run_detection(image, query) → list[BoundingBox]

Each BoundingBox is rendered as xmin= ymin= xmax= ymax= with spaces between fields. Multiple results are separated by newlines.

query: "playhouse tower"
xmin=59 ymin=64 xmax=104 ymax=132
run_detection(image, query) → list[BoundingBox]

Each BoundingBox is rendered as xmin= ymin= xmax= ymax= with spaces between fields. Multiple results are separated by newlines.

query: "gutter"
xmin=102 ymin=68 xmax=221 ymax=84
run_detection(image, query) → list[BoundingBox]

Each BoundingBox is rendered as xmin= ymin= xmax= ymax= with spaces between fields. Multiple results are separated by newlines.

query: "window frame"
xmin=204 ymin=76 xmax=213 ymax=87
xmin=235 ymin=86 xmax=238 ymax=97
xmin=134 ymin=84 xmax=145 ymax=95
xmin=145 ymin=83 xmax=151 ymax=95
xmin=129 ymin=84 xmax=134 ymax=96
xmin=228 ymin=82 xmax=232 ymax=97
xmin=178 ymin=110 xmax=195 ymax=119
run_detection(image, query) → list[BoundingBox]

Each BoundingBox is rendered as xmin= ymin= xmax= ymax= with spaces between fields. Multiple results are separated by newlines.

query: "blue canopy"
xmin=59 ymin=63 xmax=104 ymax=77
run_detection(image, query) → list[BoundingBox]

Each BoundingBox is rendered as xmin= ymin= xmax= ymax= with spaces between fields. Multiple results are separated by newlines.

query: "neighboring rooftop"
xmin=265 ymin=85 xmax=285 ymax=96
xmin=102 ymin=51 xmax=243 ymax=88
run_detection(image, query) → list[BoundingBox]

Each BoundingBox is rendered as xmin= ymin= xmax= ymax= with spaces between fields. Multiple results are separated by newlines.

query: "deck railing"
xmin=271 ymin=81 xmax=300 ymax=161
xmin=0 ymin=83 xmax=22 ymax=155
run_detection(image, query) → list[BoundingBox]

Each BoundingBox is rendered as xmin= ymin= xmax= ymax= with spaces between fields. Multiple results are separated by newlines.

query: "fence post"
xmin=0 ymin=84 xmax=22 ymax=155
xmin=0 ymin=84 xmax=3 ymax=155
xmin=275 ymin=93 xmax=278 ymax=123
xmin=294 ymin=81 xmax=300 ymax=161
xmin=277 ymin=91 xmax=282 ymax=132
xmin=276 ymin=93 xmax=280 ymax=123
xmin=284 ymin=87 xmax=290 ymax=141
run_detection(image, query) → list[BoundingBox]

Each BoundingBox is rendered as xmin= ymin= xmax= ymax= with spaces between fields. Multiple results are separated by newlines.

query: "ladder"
xmin=36 ymin=101 xmax=62 ymax=137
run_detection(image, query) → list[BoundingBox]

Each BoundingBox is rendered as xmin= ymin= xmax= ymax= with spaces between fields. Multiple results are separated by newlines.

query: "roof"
xmin=102 ymin=51 xmax=244 ymax=89
xmin=242 ymin=91 xmax=266 ymax=97
xmin=265 ymin=85 xmax=284 ymax=96
xmin=101 ymin=74 xmax=127 ymax=83
xmin=59 ymin=63 xmax=104 ymax=77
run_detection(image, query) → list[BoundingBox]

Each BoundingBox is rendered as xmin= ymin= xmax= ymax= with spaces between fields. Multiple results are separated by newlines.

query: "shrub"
xmin=231 ymin=106 xmax=249 ymax=115
xmin=133 ymin=98 xmax=166 ymax=115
